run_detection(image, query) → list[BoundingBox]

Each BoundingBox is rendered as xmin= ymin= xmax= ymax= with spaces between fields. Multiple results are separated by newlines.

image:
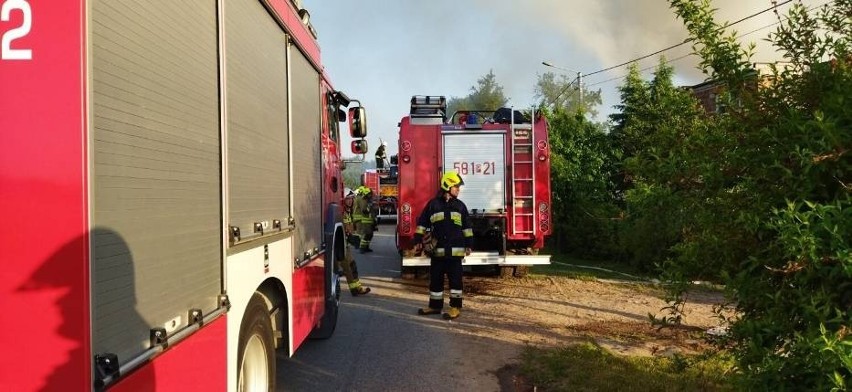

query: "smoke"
xmin=527 ymin=1 xmax=690 ymax=71
xmin=301 ymin=0 xmax=823 ymax=141
xmin=473 ymin=0 xmax=814 ymax=86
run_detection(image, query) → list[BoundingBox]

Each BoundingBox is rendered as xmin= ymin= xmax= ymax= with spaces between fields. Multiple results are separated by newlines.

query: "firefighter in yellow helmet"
xmin=414 ymin=171 xmax=473 ymax=319
xmin=340 ymin=190 xmax=371 ymax=295
xmin=352 ymin=186 xmax=377 ymax=253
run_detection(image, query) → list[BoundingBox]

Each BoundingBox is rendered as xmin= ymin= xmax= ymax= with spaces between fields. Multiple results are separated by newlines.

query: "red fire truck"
xmin=1 ymin=1 xmax=367 ymax=390
xmin=361 ymin=166 xmax=399 ymax=223
xmin=362 ymin=170 xmax=381 ymax=198
xmin=396 ymin=96 xmax=552 ymax=278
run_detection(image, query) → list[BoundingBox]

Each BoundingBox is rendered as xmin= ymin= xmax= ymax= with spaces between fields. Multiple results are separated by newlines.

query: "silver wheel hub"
xmin=239 ymin=334 xmax=269 ymax=391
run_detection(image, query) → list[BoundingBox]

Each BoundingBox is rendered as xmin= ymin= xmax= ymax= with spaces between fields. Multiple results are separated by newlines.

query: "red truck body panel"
xmin=0 ymin=2 xmax=92 ymax=390
xmin=1 ymin=1 xmax=351 ymax=390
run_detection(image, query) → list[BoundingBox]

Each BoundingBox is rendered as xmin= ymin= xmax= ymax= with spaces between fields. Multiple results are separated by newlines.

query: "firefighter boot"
xmin=359 ymin=247 xmax=373 ymax=254
xmin=351 ymin=287 xmax=371 ymax=296
xmin=442 ymin=307 xmax=461 ymax=320
xmin=417 ymin=307 xmax=441 ymax=316
xmin=349 ymin=281 xmax=371 ymax=296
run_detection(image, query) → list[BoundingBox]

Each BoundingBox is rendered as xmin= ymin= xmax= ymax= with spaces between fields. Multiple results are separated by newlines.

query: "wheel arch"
xmin=255 ymin=277 xmax=289 ymax=350
xmin=325 ymin=202 xmax=345 ymax=263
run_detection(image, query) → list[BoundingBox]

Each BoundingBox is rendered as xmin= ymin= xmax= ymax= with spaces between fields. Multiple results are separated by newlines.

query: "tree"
xmin=534 ymin=72 xmax=603 ymax=117
xmin=609 ymin=58 xmax=709 ymax=272
xmin=610 ymin=63 xmax=650 ymax=155
xmin=662 ymin=1 xmax=852 ymax=389
xmin=545 ymin=106 xmax=621 ymax=258
xmin=341 ymin=158 xmax=373 ymax=190
xmin=446 ymin=69 xmax=508 ymax=120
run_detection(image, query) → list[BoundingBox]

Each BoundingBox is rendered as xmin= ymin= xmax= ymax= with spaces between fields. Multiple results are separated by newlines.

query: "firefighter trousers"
xmin=337 ymin=244 xmax=365 ymax=291
xmin=357 ymin=221 xmax=374 ymax=250
xmin=427 ymin=256 xmax=463 ymax=310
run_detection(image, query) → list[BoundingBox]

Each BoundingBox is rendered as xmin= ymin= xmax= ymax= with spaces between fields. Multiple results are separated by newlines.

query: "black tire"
xmin=401 ymin=266 xmax=416 ymax=280
xmin=415 ymin=266 xmax=430 ymax=280
xmin=498 ymin=265 xmax=529 ymax=278
xmin=514 ymin=265 xmax=529 ymax=278
xmin=237 ymin=293 xmax=275 ymax=392
xmin=309 ymin=250 xmax=340 ymax=339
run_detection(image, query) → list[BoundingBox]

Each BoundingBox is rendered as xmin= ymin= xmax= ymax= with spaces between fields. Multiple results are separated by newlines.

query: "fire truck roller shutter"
xmin=225 ymin=0 xmax=291 ymax=240
xmin=290 ymin=46 xmax=323 ymax=261
xmin=91 ymin=0 xmax=221 ymax=364
xmin=442 ymin=133 xmax=506 ymax=212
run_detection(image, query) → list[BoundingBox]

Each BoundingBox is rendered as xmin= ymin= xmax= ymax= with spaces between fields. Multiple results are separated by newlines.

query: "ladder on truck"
xmin=510 ymin=108 xmax=536 ymax=236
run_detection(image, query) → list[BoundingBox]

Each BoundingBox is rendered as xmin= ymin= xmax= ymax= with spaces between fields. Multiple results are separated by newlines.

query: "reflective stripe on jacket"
xmin=413 ymin=194 xmax=473 ymax=255
xmin=352 ymin=195 xmax=375 ymax=224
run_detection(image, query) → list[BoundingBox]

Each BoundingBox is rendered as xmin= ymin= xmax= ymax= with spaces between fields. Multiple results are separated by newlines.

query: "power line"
xmin=582 ymin=0 xmax=828 ymax=88
xmin=584 ymin=53 xmax=694 ymax=88
xmin=582 ymin=0 xmax=795 ymax=78
xmin=584 ymin=17 xmax=784 ymax=88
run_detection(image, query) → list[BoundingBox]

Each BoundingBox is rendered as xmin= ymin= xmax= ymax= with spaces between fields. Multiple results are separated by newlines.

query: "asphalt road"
xmin=275 ymin=224 xmax=521 ymax=392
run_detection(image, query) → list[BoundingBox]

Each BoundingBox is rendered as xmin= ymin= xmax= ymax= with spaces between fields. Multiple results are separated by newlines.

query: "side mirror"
xmin=351 ymin=139 xmax=368 ymax=155
xmin=389 ymin=154 xmax=398 ymax=165
xmin=349 ymin=107 xmax=367 ymax=138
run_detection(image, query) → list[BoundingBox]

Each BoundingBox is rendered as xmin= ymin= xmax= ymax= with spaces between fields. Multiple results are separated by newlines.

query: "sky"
xmin=300 ymin=0 xmax=825 ymax=156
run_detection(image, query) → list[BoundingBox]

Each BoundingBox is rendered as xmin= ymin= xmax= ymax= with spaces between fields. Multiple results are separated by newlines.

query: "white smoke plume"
xmin=473 ymin=0 xmax=821 ymax=86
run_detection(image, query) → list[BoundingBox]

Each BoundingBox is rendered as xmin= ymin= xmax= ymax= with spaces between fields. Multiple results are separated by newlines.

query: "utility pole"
xmin=577 ymin=71 xmax=583 ymax=109
xmin=542 ymin=61 xmax=584 ymax=110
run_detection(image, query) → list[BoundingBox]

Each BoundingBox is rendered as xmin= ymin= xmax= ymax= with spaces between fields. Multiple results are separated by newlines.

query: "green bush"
xmin=659 ymin=1 xmax=852 ymax=389
xmin=547 ymin=109 xmax=622 ymax=259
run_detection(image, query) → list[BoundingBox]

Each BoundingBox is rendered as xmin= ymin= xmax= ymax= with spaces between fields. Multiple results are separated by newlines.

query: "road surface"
xmin=275 ymin=224 xmax=521 ymax=391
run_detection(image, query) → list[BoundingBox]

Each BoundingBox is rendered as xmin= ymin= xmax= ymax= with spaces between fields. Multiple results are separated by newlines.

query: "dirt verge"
xmin=410 ymin=274 xmax=727 ymax=357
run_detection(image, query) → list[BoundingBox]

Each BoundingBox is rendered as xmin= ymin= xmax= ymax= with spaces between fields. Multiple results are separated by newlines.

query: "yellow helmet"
xmin=440 ymin=171 xmax=465 ymax=191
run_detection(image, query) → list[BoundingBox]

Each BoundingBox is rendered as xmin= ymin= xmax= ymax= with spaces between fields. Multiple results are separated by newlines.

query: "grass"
xmin=529 ymin=254 xmax=653 ymax=282
xmin=519 ymin=342 xmax=735 ymax=392
xmin=518 ymin=251 xmax=734 ymax=390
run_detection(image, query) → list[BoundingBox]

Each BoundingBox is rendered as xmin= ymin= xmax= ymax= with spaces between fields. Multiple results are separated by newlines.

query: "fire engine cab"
xmin=396 ymin=96 xmax=552 ymax=278
xmin=1 ymin=0 xmax=366 ymax=390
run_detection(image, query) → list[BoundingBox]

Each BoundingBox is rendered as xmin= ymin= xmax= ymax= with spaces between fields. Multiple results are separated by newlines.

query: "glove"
xmin=348 ymin=235 xmax=360 ymax=247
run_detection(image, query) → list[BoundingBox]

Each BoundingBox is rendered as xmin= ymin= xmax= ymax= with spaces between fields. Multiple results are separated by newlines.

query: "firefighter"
xmin=375 ymin=141 xmax=387 ymax=169
xmin=353 ymin=186 xmax=376 ymax=253
xmin=413 ymin=171 xmax=473 ymax=320
xmin=340 ymin=190 xmax=371 ymax=296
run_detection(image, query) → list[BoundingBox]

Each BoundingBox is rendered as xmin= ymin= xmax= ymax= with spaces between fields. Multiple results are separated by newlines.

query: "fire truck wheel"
xmin=514 ymin=265 xmax=529 ymax=278
xmin=309 ymin=256 xmax=340 ymax=339
xmin=499 ymin=266 xmax=530 ymax=278
xmin=238 ymin=293 xmax=276 ymax=392
xmin=401 ymin=266 xmax=416 ymax=280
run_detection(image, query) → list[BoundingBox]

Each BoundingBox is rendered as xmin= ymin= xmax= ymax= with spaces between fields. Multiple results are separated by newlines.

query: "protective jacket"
xmin=413 ymin=194 xmax=473 ymax=257
xmin=352 ymin=193 xmax=375 ymax=225
xmin=343 ymin=207 xmax=353 ymax=225
xmin=375 ymin=145 xmax=387 ymax=169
